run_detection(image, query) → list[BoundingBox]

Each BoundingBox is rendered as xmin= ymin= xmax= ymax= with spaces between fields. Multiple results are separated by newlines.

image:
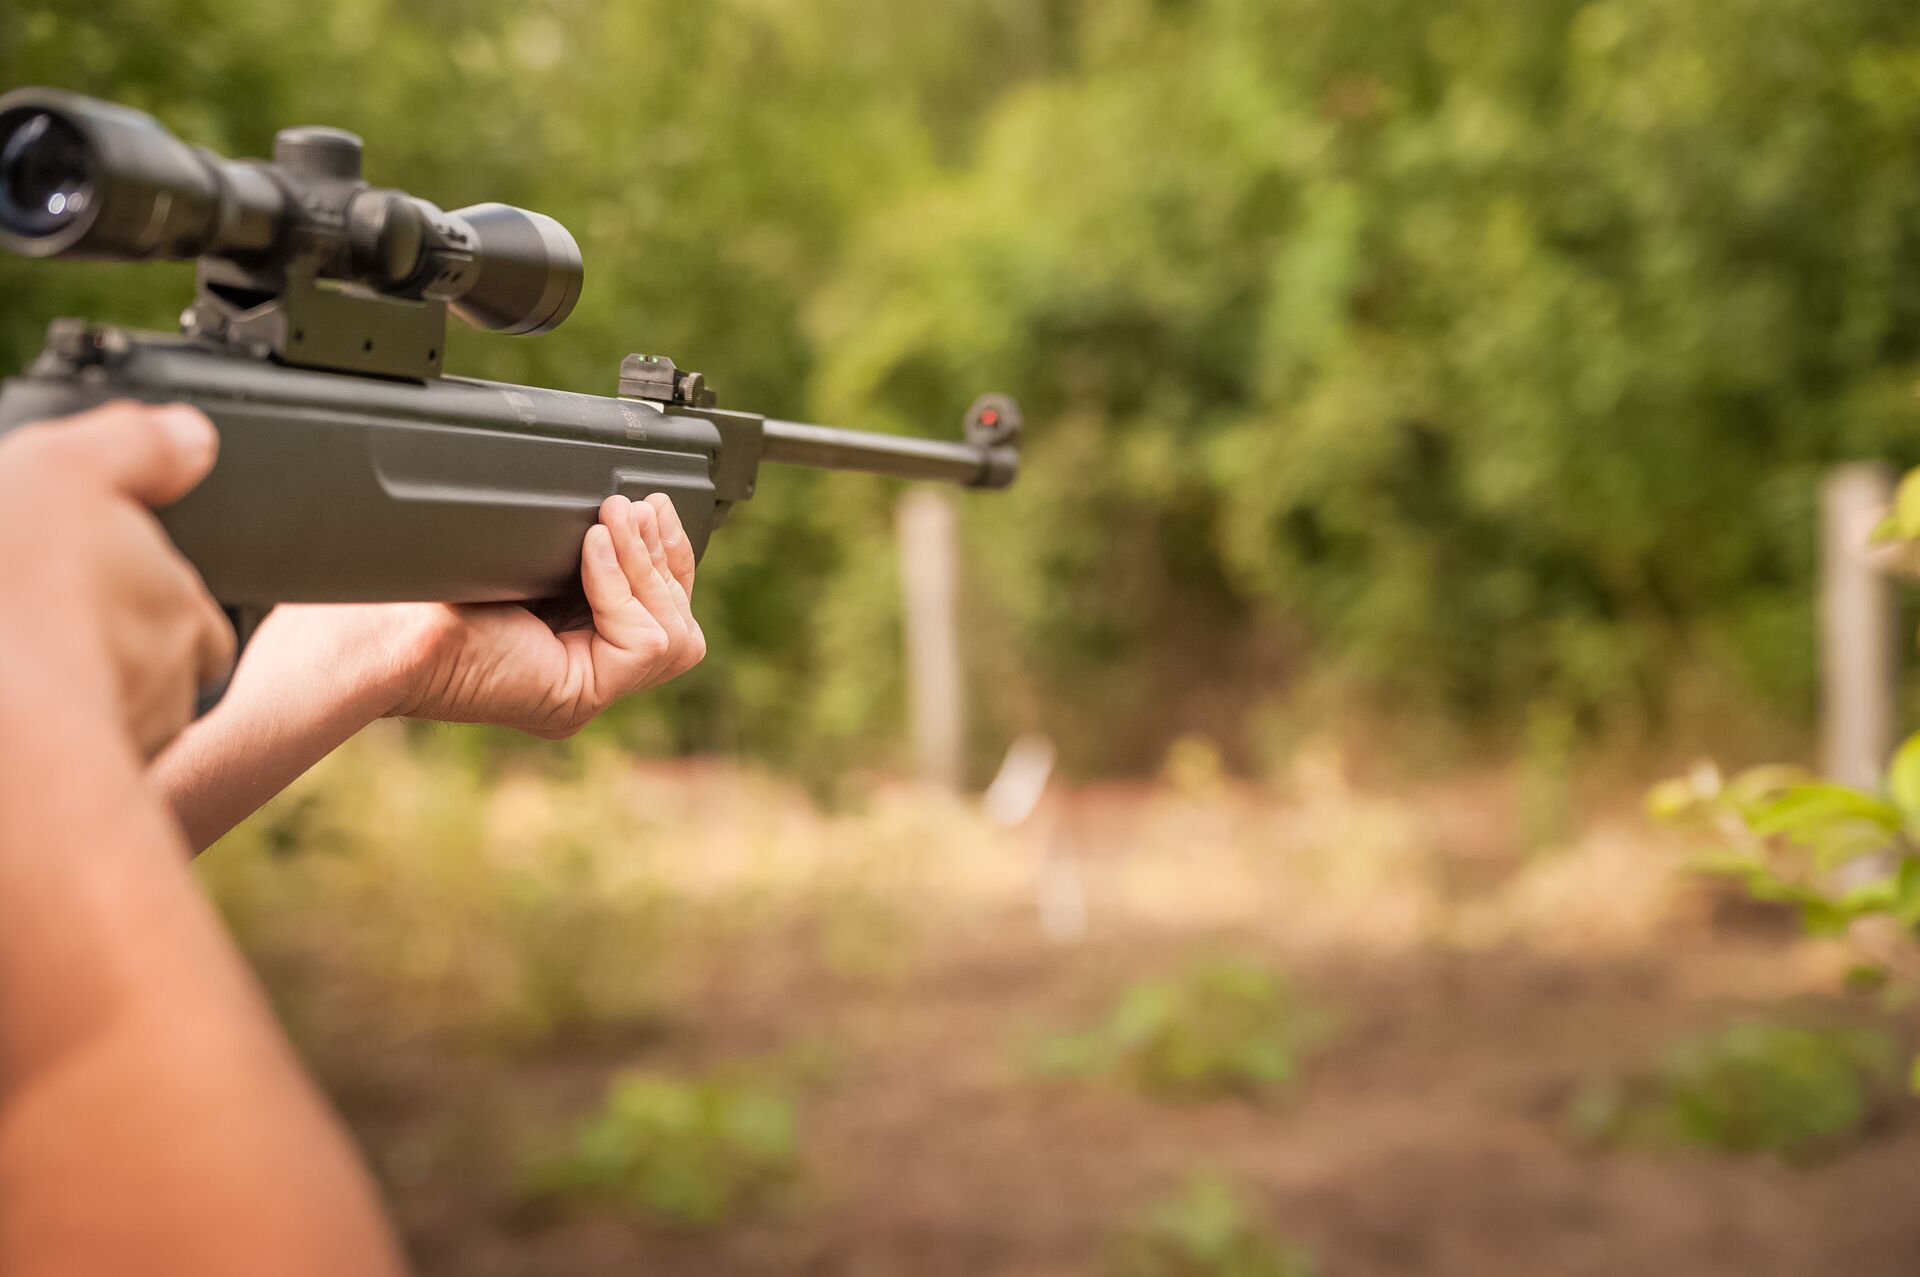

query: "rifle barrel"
xmin=760 ymin=419 xmax=1007 ymax=487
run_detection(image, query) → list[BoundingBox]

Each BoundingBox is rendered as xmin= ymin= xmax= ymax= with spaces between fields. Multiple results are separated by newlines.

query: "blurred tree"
xmin=816 ymin=0 xmax=1920 ymax=768
xmin=8 ymin=0 xmax=1920 ymax=773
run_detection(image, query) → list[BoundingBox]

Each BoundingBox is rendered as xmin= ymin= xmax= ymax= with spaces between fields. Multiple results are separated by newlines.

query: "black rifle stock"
xmin=0 ymin=89 xmax=1019 ymax=702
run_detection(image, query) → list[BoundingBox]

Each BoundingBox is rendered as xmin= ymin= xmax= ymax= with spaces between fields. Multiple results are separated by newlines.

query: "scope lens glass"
xmin=0 ymin=111 xmax=93 ymax=238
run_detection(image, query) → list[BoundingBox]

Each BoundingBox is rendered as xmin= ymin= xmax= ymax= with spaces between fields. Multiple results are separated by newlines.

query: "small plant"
xmin=522 ymin=1071 xmax=797 ymax=1228
xmin=1648 ymin=749 xmax=1920 ymax=941
xmin=1039 ymin=957 xmax=1327 ymax=1100
xmin=1569 ymin=1022 xmax=1900 ymax=1162
xmin=1107 ymin=1177 xmax=1313 ymax=1277
xmin=491 ymin=844 xmax=666 ymax=1047
xmin=1651 ymin=743 xmax=1920 ymax=1092
xmin=1646 ymin=468 xmax=1920 ymax=1092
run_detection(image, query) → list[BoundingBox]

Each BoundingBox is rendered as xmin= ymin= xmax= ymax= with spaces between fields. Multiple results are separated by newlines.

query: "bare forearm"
xmin=0 ymin=683 xmax=406 ymax=1276
xmin=152 ymin=606 xmax=413 ymax=852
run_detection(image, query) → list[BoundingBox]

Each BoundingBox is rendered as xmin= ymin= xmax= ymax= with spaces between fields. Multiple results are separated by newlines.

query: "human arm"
xmin=0 ymin=403 xmax=407 ymax=1276
xmin=153 ymin=492 xmax=705 ymax=852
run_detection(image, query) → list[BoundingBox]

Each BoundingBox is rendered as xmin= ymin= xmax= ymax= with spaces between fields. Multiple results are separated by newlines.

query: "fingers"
xmin=126 ymin=581 xmax=234 ymax=759
xmin=608 ymin=496 xmax=683 ymax=628
xmin=579 ymin=520 xmax=671 ymax=675
xmin=640 ymin=495 xmax=704 ymax=675
xmin=660 ymin=574 xmax=706 ymax=677
xmin=188 ymin=586 xmax=238 ymax=698
xmin=569 ymin=496 xmax=708 ymax=710
xmin=110 ymin=528 xmax=236 ymax=757
xmin=620 ymin=496 xmax=705 ymax=678
xmin=28 ymin=401 xmax=220 ymax=507
xmin=646 ymin=493 xmax=697 ymax=597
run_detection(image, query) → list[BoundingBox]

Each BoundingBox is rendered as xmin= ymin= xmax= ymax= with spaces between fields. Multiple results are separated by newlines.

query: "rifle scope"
xmin=0 ymin=88 xmax=580 ymax=337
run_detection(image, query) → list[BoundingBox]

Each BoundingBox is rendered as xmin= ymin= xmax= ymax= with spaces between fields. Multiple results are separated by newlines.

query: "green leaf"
xmin=1646 ymin=777 xmax=1700 ymax=822
xmin=1808 ymin=825 xmax=1905 ymax=875
xmin=1890 ymin=734 xmax=1920 ymax=822
xmin=1834 ymin=878 xmax=1898 ymax=917
xmin=1799 ymin=900 xmax=1853 ymax=937
xmin=1725 ymin=765 xmax=1815 ymax=808
xmin=1746 ymin=784 xmax=1902 ymax=844
xmin=1880 ymin=468 xmax=1920 ymax=542
xmin=1894 ymin=855 xmax=1920 ymax=927
xmin=1843 ymin=964 xmax=1890 ymax=994
xmin=1687 ymin=850 xmax=1765 ymax=879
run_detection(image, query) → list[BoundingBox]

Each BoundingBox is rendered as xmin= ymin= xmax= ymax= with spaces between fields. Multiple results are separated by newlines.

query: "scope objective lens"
xmin=0 ymin=110 xmax=93 ymax=238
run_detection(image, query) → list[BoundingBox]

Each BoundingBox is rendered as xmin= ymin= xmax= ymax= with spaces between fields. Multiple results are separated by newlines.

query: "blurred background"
xmin=9 ymin=0 xmax=1920 ymax=1273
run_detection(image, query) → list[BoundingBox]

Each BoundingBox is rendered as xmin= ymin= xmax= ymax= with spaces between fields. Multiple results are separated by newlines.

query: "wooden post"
xmin=897 ymin=488 xmax=966 ymax=790
xmin=1820 ymin=463 xmax=1898 ymax=788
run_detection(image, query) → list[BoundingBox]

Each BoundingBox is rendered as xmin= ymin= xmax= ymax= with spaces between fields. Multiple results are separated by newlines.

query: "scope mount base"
xmin=184 ymin=262 xmax=449 ymax=381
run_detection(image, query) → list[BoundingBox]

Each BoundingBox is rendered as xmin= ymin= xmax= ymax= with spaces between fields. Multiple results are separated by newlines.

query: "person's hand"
xmin=389 ymin=492 xmax=706 ymax=736
xmin=253 ymin=493 xmax=706 ymax=740
xmin=0 ymin=402 xmax=234 ymax=757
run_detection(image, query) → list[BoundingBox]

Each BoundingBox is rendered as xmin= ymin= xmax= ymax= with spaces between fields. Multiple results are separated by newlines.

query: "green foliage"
xmin=12 ymin=0 xmax=1920 ymax=768
xmin=1570 ymin=1022 xmax=1900 ymax=1162
xmin=1649 ymin=747 xmax=1920 ymax=938
xmin=1039 ymin=958 xmax=1327 ymax=1099
xmin=523 ymin=1071 xmax=797 ymax=1229
xmin=1107 ymin=1178 xmax=1314 ymax=1277
xmin=814 ymin=0 xmax=1920 ymax=760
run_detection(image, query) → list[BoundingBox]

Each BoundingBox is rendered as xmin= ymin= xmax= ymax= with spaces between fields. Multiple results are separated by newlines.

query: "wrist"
xmin=241 ymin=605 xmax=443 ymax=724
xmin=150 ymin=605 xmax=451 ymax=854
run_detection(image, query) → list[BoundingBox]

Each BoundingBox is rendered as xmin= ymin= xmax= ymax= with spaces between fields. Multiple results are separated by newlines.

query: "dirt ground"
xmin=254 ymin=755 xmax=1920 ymax=1277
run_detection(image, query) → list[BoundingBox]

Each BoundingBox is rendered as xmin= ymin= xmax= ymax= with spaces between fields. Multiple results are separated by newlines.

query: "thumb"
xmin=41 ymin=401 xmax=219 ymax=507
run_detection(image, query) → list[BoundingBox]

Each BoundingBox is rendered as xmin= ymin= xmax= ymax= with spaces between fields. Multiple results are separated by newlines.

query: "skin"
xmin=154 ymin=490 xmax=705 ymax=852
xmin=0 ymin=401 xmax=706 ymax=1275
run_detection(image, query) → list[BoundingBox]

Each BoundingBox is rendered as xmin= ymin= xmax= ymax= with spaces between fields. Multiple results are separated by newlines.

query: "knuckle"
xmin=634 ymin=625 xmax=672 ymax=664
xmin=103 ymin=400 xmax=170 ymax=446
xmin=161 ymin=547 xmax=208 ymax=604
xmin=93 ymin=398 xmax=147 ymax=419
xmin=558 ymin=700 xmax=605 ymax=737
xmin=61 ymin=399 xmax=143 ymax=433
xmin=206 ymin=605 xmax=239 ymax=666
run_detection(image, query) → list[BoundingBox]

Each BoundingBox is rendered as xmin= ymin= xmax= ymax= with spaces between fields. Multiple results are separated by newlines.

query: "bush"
xmin=523 ymin=1071 xmax=797 ymax=1228
xmin=23 ymin=0 xmax=1920 ymax=771
xmin=1039 ymin=958 xmax=1328 ymax=1100
xmin=1107 ymin=1178 xmax=1313 ymax=1277
xmin=1570 ymin=1022 xmax=1900 ymax=1162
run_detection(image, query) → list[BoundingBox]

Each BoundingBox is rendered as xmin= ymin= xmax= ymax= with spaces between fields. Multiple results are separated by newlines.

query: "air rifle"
xmin=0 ymin=88 xmax=1019 ymax=700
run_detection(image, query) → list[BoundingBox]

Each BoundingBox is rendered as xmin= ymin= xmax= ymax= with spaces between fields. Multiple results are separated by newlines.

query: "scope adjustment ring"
xmin=272 ymin=126 xmax=364 ymax=182
xmin=346 ymin=191 xmax=428 ymax=288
